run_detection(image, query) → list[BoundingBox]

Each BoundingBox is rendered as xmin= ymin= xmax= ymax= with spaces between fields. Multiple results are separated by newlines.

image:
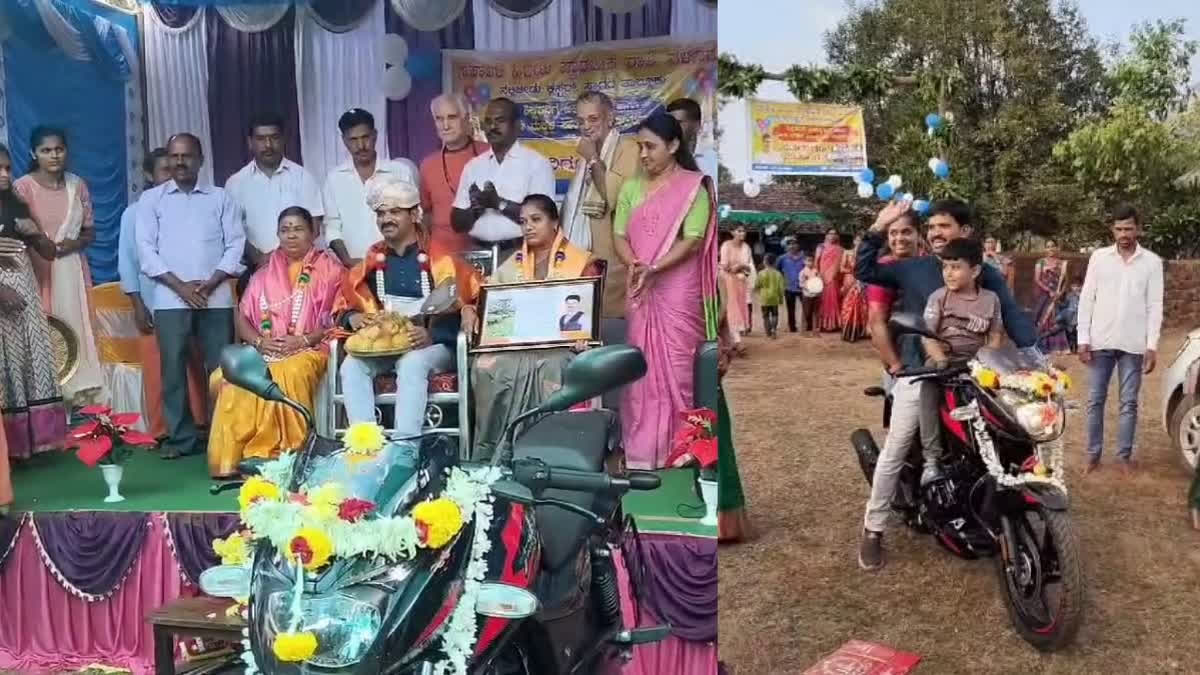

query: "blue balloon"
xmin=933 ymin=160 xmax=950 ymax=179
xmin=407 ymin=49 xmax=440 ymax=81
xmin=875 ymin=183 xmax=895 ymax=200
xmin=913 ymin=199 xmax=930 ymax=215
xmin=859 ymin=168 xmax=875 ymax=184
xmin=925 ymin=113 xmax=943 ymax=130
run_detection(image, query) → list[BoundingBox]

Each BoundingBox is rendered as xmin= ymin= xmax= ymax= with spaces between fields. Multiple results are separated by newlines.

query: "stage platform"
xmin=0 ymin=452 xmax=715 ymax=674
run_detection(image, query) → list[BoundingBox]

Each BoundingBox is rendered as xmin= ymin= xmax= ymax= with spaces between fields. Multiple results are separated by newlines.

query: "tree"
xmin=1107 ymin=19 xmax=1197 ymax=121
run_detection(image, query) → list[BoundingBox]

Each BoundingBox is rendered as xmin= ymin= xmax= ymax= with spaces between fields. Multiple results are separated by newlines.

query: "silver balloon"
xmin=742 ymin=180 xmax=761 ymax=198
xmin=390 ymin=0 xmax=469 ymax=32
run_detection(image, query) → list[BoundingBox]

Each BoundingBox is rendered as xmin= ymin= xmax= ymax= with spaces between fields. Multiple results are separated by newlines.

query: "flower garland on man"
xmin=334 ymin=176 xmax=481 ymax=441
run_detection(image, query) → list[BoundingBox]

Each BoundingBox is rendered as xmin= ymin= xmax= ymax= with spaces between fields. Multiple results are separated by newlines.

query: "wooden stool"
xmin=146 ymin=596 xmax=245 ymax=675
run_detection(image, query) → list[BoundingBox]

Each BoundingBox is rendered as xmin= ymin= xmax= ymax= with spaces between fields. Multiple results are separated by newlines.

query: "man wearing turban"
xmin=335 ymin=176 xmax=481 ymax=439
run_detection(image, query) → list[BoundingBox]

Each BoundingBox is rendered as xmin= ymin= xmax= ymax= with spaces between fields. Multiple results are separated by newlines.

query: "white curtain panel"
xmin=33 ymin=0 xmax=89 ymax=61
xmin=295 ymin=1 xmax=390 ymax=184
xmin=670 ymin=0 xmax=716 ymax=38
xmin=472 ymin=0 xmax=573 ymax=51
xmin=142 ymin=6 xmax=215 ymax=186
xmin=214 ymin=4 xmax=290 ymax=33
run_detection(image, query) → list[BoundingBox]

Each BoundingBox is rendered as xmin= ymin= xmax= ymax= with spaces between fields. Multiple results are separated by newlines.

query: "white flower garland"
xmin=966 ymin=402 xmax=1068 ymax=493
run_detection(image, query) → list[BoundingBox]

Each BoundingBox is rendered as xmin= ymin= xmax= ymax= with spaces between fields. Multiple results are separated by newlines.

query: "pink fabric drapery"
xmin=0 ymin=516 xmax=192 ymax=674
xmin=611 ymin=544 xmax=717 ymax=675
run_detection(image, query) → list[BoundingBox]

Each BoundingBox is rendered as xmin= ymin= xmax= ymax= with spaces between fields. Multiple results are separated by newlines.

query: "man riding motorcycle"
xmin=853 ymin=198 xmax=1044 ymax=571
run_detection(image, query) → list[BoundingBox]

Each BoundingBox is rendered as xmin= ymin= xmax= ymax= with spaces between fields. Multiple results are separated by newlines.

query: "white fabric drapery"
xmin=214 ymin=4 xmax=290 ymax=33
xmin=33 ymin=0 xmax=89 ymax=61
xmin=472 ymin=0 xmax=572 ymax=51
xmin=669 ymin=0 xmax=717 ymax=37
xmin=295 ymin=0 xmax=391 ymax=183
xmin=389 ymin=0 xmax=468 ymax=32
xmin=142 ymin=5 xmax=214 ymax=186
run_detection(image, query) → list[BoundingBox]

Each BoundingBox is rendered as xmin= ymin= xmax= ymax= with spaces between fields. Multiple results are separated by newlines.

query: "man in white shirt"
xmin=224 ymin=112 xmax=324 ymax=267
xmin=1077 ymin=204 xmax=1164 ymax=474
xmin=667 ymin=98 xmax=718 ymax=183
xmin=323 ymin=108 xmax=419 ymax=267
xmin=451 ymin=98 xmax=556 ymax=258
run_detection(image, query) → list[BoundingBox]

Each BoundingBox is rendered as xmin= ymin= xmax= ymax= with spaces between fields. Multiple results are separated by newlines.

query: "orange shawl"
xmin=510 ymin=230 xmax=592 ymax=281
xmin=334 ymin=238 xmax=482 ymax=319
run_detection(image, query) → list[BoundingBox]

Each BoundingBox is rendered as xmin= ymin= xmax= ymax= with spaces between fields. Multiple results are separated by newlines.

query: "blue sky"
xmin=718 ymin=0 xmax=1200 ymax=181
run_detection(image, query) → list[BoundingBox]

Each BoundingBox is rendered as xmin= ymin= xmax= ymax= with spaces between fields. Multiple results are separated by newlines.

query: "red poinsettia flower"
xmin=120 ymin=431 xmax=157 ymax=446
xmin=79 ymin=405 xmax=113 ymax=416
xmin=338 ymin=498 xmax=376 ymax=522
xmin=691 ymin=437 xmax=718 ymax=469
xmin=76 ymin=436 xmax=114 ymax=467
xmin=110 ymin=412 xmax=141 ymax=427
xmin=70 ymin=420 xmax=100 ymax=439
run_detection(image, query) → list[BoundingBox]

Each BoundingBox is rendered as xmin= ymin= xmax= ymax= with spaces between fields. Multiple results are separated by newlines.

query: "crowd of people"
xmin=0 ymin=90 xmax=720 ymax=509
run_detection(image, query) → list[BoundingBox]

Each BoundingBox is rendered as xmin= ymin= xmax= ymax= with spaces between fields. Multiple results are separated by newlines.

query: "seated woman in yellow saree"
xmin=207 ymin=207 xmax=344 ymax=478
xmin=461 ymin=194 xmax=598 ymax=461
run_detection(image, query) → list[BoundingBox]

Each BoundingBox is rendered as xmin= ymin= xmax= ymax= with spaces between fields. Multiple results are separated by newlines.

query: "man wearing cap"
xmin=451 ymin=97 xmax=555 ymax=260
xmin=323 ymin=108 xmax=420 ymax=268
xmin=335 ymin=176 xmax=481 ymax=439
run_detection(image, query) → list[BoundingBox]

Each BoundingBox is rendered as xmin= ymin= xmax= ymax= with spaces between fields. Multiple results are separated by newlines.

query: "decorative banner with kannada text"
xmin=443 ymin=38 xmax=717 ymax=190
xmin=747 ymin=100 xmax=868 ymax=177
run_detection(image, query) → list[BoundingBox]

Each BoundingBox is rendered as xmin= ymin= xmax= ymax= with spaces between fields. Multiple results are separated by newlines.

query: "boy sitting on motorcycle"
xmin=918 ymin=237 xmax=1006 ymax=485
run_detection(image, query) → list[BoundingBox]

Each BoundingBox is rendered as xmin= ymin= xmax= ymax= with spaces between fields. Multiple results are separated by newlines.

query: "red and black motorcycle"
xmin=212 ymin=343 xmax=667 ymax=674
xmin=850 ymin=314 xmax=1084 ymax=651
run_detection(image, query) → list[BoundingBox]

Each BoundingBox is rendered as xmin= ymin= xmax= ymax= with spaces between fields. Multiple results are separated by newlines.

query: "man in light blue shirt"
xmin=119 ymin=148 xmax=169 ymax=332
xmin=135 ymin=133 xmax=245 ymax=458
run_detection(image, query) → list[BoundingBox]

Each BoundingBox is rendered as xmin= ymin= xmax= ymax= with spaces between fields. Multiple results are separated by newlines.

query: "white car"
xmin=1163 ymin=328 xmax=1200 ymax=470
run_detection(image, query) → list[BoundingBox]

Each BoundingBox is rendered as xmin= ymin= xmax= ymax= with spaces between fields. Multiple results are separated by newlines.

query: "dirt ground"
xmin=719 ymin=325 xmax=1200 ymax=674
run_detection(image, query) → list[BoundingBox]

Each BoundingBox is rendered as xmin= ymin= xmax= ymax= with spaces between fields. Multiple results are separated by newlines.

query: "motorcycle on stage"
xmin=202 ymin=342 xmax=669 ymax=674
xmin=850 ymin=314 xmax=1084 ymax=651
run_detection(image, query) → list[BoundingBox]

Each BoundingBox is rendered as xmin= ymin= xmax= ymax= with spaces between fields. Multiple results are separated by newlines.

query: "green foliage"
xmin=716 ymin=53 xmax=892 ymax=102
xmin=1108 ymin=19 xmax=1198 ymax=121
xmin=717 ymin=54 xmax=766 ymax=99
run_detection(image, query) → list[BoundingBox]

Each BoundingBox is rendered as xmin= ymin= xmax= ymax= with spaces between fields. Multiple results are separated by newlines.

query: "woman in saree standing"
xmin=1033 ymin=240 xmax=1070 ymax=354
xmin=13 ymin=126 xmax=104 ymax=401
xmin=613 ymin=113 xmax=718 ymax=470
xmin=462 ymin=195 xmax=599 ymax=461
xmin=719 ymin=225 xmax=755 ymax=346
xmin=207 ymin=207 xmax=344 ymax=478
xmin=840 ymin=234 xmax=868 ymax=342
xmin=815 ymin=229 xmax=844 ymax=332
xmin=0 ymin=143 xmax=68 ymax=459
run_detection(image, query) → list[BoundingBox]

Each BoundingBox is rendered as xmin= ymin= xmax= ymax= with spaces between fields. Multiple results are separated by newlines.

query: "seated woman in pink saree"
xmin=613 ymin=113 xmax=718 ymax=469
xmin=207 ymin=207 xmax=344 ymax=478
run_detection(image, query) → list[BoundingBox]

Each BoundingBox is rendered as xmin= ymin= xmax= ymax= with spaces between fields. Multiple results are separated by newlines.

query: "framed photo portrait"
xmin=474 ymin=277 xmax=602 ymax=352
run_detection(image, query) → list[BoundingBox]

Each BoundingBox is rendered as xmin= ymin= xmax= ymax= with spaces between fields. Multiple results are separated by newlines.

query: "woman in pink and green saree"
xmin=613 ymin=113 xmax=718 ymax=469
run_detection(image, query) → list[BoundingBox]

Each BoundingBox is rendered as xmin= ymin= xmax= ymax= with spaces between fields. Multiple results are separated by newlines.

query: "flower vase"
xmin=100 ymin=464 xmax=125 ymax=503
xmin=698 ymin=477 xmax=718 ymax=527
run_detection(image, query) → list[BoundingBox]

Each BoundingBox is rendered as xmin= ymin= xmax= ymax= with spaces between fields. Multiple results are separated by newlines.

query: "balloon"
xmin=933 ymin=160 xmax=950 ymax=179
xmin=927 ymin=157 xmax=940 ymax=171
xmin=407 ymin=49 xmax=440 ymax=81
xmin=925 ymin=113 xmax=943 ymax=130
xmin=887 ymin=174 xmax=902 ymax=189
xmin=858 ymin=168 xmax=875 ymax=184
xmin=718 ymin=204 xmax=732 ymax=219
xmin=765 ymin=225 xmax=778 ymax=236
xmin=743 ymin=179 xmax=761 ymax=198
xmin=944 ymin=111 xmax=955 ymax=122
xmin=875 ymin=183 xmax=895 ymax=200
xmin=382 ymin=33 xmax=409 ymax=67
xmin=913 ymin=199 xmax=931 ymax=215
xmin=856 ymin=182 xmax=873 ymax=199
xmin=383 ymin=66 xmax=413 ymax=101
xmin=927 ymin=127 xmax=935 ymax=138
xmin=476 ymin=83 xmax=492 ymax=101
xmin=900 ymin=192 xmax=914 ymax=204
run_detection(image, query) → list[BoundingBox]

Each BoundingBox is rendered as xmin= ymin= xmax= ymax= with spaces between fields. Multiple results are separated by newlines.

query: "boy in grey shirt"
xmin=919 ymin=238 xmax=1005 ymax=484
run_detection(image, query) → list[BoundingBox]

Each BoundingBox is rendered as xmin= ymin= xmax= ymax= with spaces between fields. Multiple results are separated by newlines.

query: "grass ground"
xmin=719 ymin=326 xmax=1200 ymax=674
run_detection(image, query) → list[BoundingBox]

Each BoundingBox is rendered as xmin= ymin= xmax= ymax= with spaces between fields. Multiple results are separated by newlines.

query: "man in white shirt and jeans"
xmin=1077 ymin=204 xmax=1164 ymax=474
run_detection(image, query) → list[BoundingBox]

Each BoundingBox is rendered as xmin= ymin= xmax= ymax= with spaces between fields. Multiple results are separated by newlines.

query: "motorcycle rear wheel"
xmin=997 ymin=507 xmax=1084 ymax=651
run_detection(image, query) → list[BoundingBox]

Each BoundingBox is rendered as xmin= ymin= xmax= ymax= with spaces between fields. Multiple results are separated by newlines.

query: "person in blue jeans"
xmin=1076 ymin=204 xmax=1164 ymax=475
xmin=777 ymin=238 xmax=807 ymax=332
xmin=853 ymin=199 xmax=1040 ymax=571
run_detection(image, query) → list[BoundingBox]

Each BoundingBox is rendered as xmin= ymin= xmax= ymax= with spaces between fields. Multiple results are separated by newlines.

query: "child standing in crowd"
xmin=1056 ymin=277 xmax=1082 ymax=353
xmin=754 ymin=253 xmax=786 ymax=338
xmin=800 ymin=252 xmax=822 ymax=337
xmin=919 ymin=238 xmax=1005 ymax=484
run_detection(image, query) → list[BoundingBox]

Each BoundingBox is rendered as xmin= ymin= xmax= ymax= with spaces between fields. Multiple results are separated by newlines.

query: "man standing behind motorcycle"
xmin=853 ymin=199 xmax=1040 ymax=571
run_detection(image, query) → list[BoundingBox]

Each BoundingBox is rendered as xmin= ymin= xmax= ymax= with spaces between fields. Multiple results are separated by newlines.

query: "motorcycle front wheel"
xmin=996 ymin=506 xmax=1084 ymax=651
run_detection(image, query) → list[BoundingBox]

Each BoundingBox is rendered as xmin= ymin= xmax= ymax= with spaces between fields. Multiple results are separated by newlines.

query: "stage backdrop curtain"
xmin=205 ymin=5 xmax=302 ymax=186
xmin=143 ymin=4 xmax=214 ymax=186
xmin=471 ymin=0 xmax=572 ymax=50
xmin=669 ymin=0 xmax=715 ymax=37
xmin=571 ymin=0 xmax=671 ymax=43
xmin=295 ymin=0 xmax=389 ymax=184
xmin=385 ymin=0 xmax=474 ymax=163
xmin=1 ymin=0 xmax=140 ymax=284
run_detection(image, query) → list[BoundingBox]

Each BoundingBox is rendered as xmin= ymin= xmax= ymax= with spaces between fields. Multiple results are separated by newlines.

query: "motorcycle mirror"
xmin=419 ymin=280 xmax=458 ymax=315
xmin=489 ymin=479 xmax=534 ymax=504
xmin=198 ymin=564 xmax=251 ymax=599
xmin=219 ymin=344 xmax=282 ymax=401
xmin=537 ymin=345 xmax=647 ymax=414
xmin=887 ymin=312 xmax=938 ymax=341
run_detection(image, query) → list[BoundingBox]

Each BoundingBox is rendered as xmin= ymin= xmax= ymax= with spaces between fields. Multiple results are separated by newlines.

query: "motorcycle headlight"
xmin=997 ymin=390 xmax=1065 ymax=442
xmin=265 ymin=590 xmax=383 ymax=668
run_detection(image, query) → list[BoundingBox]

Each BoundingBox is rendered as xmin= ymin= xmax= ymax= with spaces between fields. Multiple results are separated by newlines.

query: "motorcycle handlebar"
xmin=627 ymin=470 xmax=661 ymax=490
xmin=895 ymin=361 xmax=971 ymax=379
xmin=512 ymin=460 xmax=625 ymax=495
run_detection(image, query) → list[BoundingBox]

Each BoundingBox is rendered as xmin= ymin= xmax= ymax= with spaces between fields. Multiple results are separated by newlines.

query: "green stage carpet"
xmin=11 ymin=452 xmax=716 ymax=537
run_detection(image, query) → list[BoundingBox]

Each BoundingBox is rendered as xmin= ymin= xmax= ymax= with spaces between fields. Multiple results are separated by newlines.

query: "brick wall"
xmin=1007 ymin=254 xmax=1200 ymax=329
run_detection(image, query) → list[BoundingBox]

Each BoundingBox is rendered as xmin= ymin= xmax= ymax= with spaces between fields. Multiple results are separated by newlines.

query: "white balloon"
xmin=856 ymin=182 xmax=873 ymax=199
xmin=383 ymin=66 xmax=413 ymax=100
xmin=382 ymin=33 xmax=409 ymax=67
xmin=944 ymin=111 xmax=955 ymax=122
xmin=765 ymin=225 xmax=778 ymax=236
xmin=742 ymin=179 xmax=761 ymax=198
xmin=901 ymin=192 xmax=915 ymax=203
xmin=888 ymin=174 xmax=902 ymax=189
